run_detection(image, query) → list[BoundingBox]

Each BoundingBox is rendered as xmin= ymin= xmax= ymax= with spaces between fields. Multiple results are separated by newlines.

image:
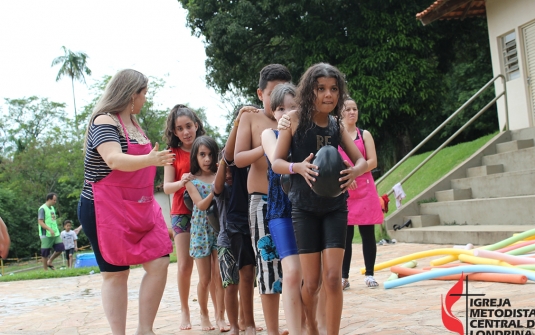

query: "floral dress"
xmin=189 ymin=179 xmax=217 ymax=259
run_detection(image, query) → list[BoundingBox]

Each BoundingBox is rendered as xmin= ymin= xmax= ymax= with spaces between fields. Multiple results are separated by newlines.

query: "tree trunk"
xmin=71 ymin=77 xmax=77 ymax=134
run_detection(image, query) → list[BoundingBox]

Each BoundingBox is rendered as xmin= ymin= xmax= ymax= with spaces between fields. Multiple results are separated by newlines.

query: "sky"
xmin=0 ymin=0 xmax=230 ymax=134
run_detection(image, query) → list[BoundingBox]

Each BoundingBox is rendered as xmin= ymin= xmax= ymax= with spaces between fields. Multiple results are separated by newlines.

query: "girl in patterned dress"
xmin=184 ymin=135 xmax=221 ymax=331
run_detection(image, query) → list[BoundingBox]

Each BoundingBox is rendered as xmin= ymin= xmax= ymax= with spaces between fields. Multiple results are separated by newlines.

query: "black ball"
xmin=183 ymin=191 xmax=193 ymax=211
xmin=206 ymin=200 xmax=220 ymax=233
xmin=310 ymin=145 xmax=346 ymax=198
xmin=280 ymin=174 xmax=290 ymax=194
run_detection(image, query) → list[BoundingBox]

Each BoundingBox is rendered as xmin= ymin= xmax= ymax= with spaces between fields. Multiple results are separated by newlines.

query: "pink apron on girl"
xmin=91 ymin=115 xmax=173 ymax=266
xmin=338 ymin=128 xmax=384 ymax=225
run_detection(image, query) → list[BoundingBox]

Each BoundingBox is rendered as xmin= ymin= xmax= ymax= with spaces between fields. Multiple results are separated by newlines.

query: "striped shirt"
xmin=81 ymin=123 xmax=139 ymax=200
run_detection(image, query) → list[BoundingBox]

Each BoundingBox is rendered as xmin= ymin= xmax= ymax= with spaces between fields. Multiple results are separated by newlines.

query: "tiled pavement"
xmin=1 ymin=243 xmax=534 ymax=335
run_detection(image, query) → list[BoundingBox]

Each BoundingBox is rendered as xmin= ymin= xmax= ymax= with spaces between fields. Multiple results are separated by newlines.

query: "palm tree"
xmin=51 ymin=46 xmax=91 ymax=132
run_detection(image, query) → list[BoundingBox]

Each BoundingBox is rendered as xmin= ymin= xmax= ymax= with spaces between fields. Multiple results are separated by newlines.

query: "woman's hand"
xmin=148 ymin=142 xmax=175 ymax=166
xmin=278 ymin=114 xmax=291 ymax=131
xmin=339 ymin=160 xmax=359 ymax=192
xmin=293 ymin=153 xmax=318 ymax=188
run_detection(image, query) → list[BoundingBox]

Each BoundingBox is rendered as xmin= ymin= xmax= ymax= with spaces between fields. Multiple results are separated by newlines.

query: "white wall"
xmin=487 ymin=0 xmax=535 ymax=129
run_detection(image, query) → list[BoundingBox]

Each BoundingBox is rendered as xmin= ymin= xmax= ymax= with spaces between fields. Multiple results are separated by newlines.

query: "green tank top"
xmin=39 ymin=204 xmax=59 ymax=237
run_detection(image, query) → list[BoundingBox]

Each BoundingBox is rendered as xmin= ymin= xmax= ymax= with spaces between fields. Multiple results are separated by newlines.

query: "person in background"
xmin=0 ymin=216 xmax=10 ymax=259
xmin=338 ymin=98 xmax=384 ymax=289
xmin=38 ymin=193 xmax=64 ymax=270
xmin=60 ymin=220 xmax=78 ymax=268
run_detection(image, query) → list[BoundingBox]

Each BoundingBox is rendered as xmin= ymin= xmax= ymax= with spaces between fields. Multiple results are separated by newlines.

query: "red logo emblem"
xmin=441 ymin=274 xmax=465 ymax=334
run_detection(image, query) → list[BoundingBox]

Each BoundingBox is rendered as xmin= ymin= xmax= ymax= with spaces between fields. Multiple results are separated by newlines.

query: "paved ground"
xmin=1 ymin=242 xmax=534 ymax=335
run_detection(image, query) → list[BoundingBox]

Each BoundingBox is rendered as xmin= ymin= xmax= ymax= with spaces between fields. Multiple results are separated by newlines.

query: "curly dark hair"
xmin=295 ymin=63 xmax=348 ymax=144
xmin=163 ymin=104 xmax=206 ymax=148
xmin=258 ymin=64 xmax=292 ymax=91
xmin=190 ymin=136 xmax=219 ymax=175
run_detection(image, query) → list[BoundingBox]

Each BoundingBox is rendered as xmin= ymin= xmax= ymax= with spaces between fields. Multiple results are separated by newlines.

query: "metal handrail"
xmin=376 ymin=74 xmax=508 ymax=197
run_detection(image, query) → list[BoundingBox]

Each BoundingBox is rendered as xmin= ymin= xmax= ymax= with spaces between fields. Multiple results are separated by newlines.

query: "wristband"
xmin=289 ymin=163 xmax=296 ymax=174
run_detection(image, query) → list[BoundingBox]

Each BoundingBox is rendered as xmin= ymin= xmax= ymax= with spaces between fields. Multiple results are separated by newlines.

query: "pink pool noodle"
xmin=473 ymin=249 xmax=535 ymax=265
xmin=497 ymin=240 xmax=535 ymax=253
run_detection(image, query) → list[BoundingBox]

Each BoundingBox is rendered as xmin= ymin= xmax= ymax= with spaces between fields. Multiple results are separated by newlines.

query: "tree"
xmin=51 ymin=46 xmax=91 ymax=133
xmin=178 ymin=0 xmax=494 ymax=171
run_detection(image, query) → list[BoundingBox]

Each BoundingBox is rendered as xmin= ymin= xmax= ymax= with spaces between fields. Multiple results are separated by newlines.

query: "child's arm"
xmin=261 ymin=129 xmax=277 ymax=163
xmin=234 ymin=112 xmax=264 ymax=168
xmin=213 ymin=159 xmax=227 ymax=195
xmin=185 ymin=181 xmax=215 ymax=211
xmin=339 ymin=128 xmax=368 ymax=190
xmin=272 ymin=111 xmax=318 ymax=187
xmin=225 ymin=106 xmax=258 ymax=163
xmin=74 ymin=236 xmax=78 ymax=252
xmin=163 ymin=165 xmax=194 ymax=195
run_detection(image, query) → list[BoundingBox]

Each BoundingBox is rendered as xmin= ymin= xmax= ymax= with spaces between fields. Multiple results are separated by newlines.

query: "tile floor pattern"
xmin=1 ymin=243 xmax=534 ymax=334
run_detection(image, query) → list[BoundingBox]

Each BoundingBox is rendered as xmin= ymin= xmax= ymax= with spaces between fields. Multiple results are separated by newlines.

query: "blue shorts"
xmin=268 ymin=218 xmax=298 ymax=259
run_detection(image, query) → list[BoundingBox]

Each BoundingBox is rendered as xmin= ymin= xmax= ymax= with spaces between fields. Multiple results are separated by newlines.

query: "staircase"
xmin=386 ymin=127 xmax=535 ymax=245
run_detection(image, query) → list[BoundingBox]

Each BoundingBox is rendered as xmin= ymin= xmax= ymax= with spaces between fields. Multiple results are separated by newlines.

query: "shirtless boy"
xmin=234 ymin=64 xmax=292 ymax=335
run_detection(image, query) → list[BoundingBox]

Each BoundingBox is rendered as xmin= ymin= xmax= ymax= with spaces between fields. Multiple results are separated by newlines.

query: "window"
xmin=503 ymin=31 xmax=520 ymax=81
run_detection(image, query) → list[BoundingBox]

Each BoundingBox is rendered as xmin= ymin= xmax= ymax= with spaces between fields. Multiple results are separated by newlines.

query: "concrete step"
xmin=482 ymin=146 xmax=535 ymax=173
xmin=511 ymin=126 xmax=535 ymax=141
xmin=402 ymin=215 xmax=440 ymax=228
xmin=496 ymin=139 xmax=534 ymax=153
xmin=435 ymin=188 xmax=472 ymax=202
xmin=451 ymin=169 xmax=535 ymax=199
xmin=466 ymin=164 xmax=503 ymax=178
xmin=388 ymin=225 xmax=535 ymax=245
xmin=420 ymin=195 xmax=535 ymax=225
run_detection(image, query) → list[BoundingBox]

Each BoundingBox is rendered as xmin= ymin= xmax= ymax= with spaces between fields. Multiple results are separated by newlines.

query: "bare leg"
xmin=101 ymin=269 xmax=129 ymax=335
xmin=210 ymin=251 xmax=229 ymax=332
xmin=316 ymin=284 xmax=327 ymax=335
xmin=174 ymin=233 xmax=194 ymax=330
xmin=68 ymin=254 xmax=73 ymax=268
xmin=322 ymin=248 xmax=345 ymax=335
xmin=280 ymin=255 xmax=303 ymax=335
xmin=225 ymin=284 xmax=240 ymax=335
xmin=300 ymin=252 xmax=322 ymax=335
xmin=48 ymin=251 xmax=62 ymax=266
xmin=136 ymin=257 xmax=169 ymax=335
xmin=42 ymin=256 xmax=48 ymax=270
xmin=239 ymin=265 xmax=257 ymax=335
xmin=195 ymin=256 xmax=215 ymax=331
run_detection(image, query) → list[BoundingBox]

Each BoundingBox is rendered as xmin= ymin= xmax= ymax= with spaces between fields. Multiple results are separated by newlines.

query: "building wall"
xmin=487 ymin=0 xmax=535 ymax=129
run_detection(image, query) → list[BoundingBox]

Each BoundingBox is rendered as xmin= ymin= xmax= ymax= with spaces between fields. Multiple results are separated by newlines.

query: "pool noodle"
xmin=384 ymin=265 xmax=535 ymax=289
xmin=497 ymin=240 xmax=535 ymax=253
xmin=390 ymin=266 xmax=527 ymax=284
xmin=360 ymin=249 xmax=473 ymax=274
xmin=474 ymin=249 xmax=535 ymax=265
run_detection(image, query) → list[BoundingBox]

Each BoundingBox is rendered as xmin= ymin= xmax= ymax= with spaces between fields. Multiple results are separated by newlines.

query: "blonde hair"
xmin=83 ymin=69 xmax=148 ymax=151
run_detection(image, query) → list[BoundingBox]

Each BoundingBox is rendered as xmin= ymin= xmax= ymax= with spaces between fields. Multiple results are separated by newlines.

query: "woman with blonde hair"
xmin=78 ymin=69 xmax=175 ymax=334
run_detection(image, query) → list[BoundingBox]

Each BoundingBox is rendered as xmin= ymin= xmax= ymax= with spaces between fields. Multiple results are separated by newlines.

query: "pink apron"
xmin=91 ymin=115 xmax=173 ymax=266
xmin=338 ymin=128 xmax=384 ymax=225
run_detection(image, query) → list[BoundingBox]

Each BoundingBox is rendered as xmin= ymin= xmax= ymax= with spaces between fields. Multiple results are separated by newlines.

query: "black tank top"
xmin=289 ymin=115 xmax=348 ymax=212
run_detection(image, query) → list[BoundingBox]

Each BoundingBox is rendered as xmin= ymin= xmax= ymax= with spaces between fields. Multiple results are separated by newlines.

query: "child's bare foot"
xmin=200 ymin=314 xmax=215 ymax=331
xmin=228 ymin=325 xmax=240 ymax=335
xmin=239 ymin=320 xmax=263 ymax=332
xmin=217 ymin=318 xmax=230 ymax=332
xmin=306 ymin=321 xmax=320 ymax=335
xmin=244 ymin=325 xmax=257 ymax=335
xmin=180 ymin=311 xmax=191 ymax=330
xmin=279 ymin=329 xmax=289 ymax=335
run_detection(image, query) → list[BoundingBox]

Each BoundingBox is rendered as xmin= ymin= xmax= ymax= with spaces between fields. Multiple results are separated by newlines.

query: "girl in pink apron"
xmin=338 ymin=98 xmax=384 ymax=289
xmin=78 ymin=69 xmax=174 ymax=334
xmin=184 ymin=136 xmax=222 ymax=331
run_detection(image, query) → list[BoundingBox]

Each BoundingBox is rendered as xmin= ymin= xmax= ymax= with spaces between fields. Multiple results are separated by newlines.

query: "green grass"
xmin=0 ymin=247 xmax=179 ymax=282
xmin=352 ymin=132 xmax=498 ymax=243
